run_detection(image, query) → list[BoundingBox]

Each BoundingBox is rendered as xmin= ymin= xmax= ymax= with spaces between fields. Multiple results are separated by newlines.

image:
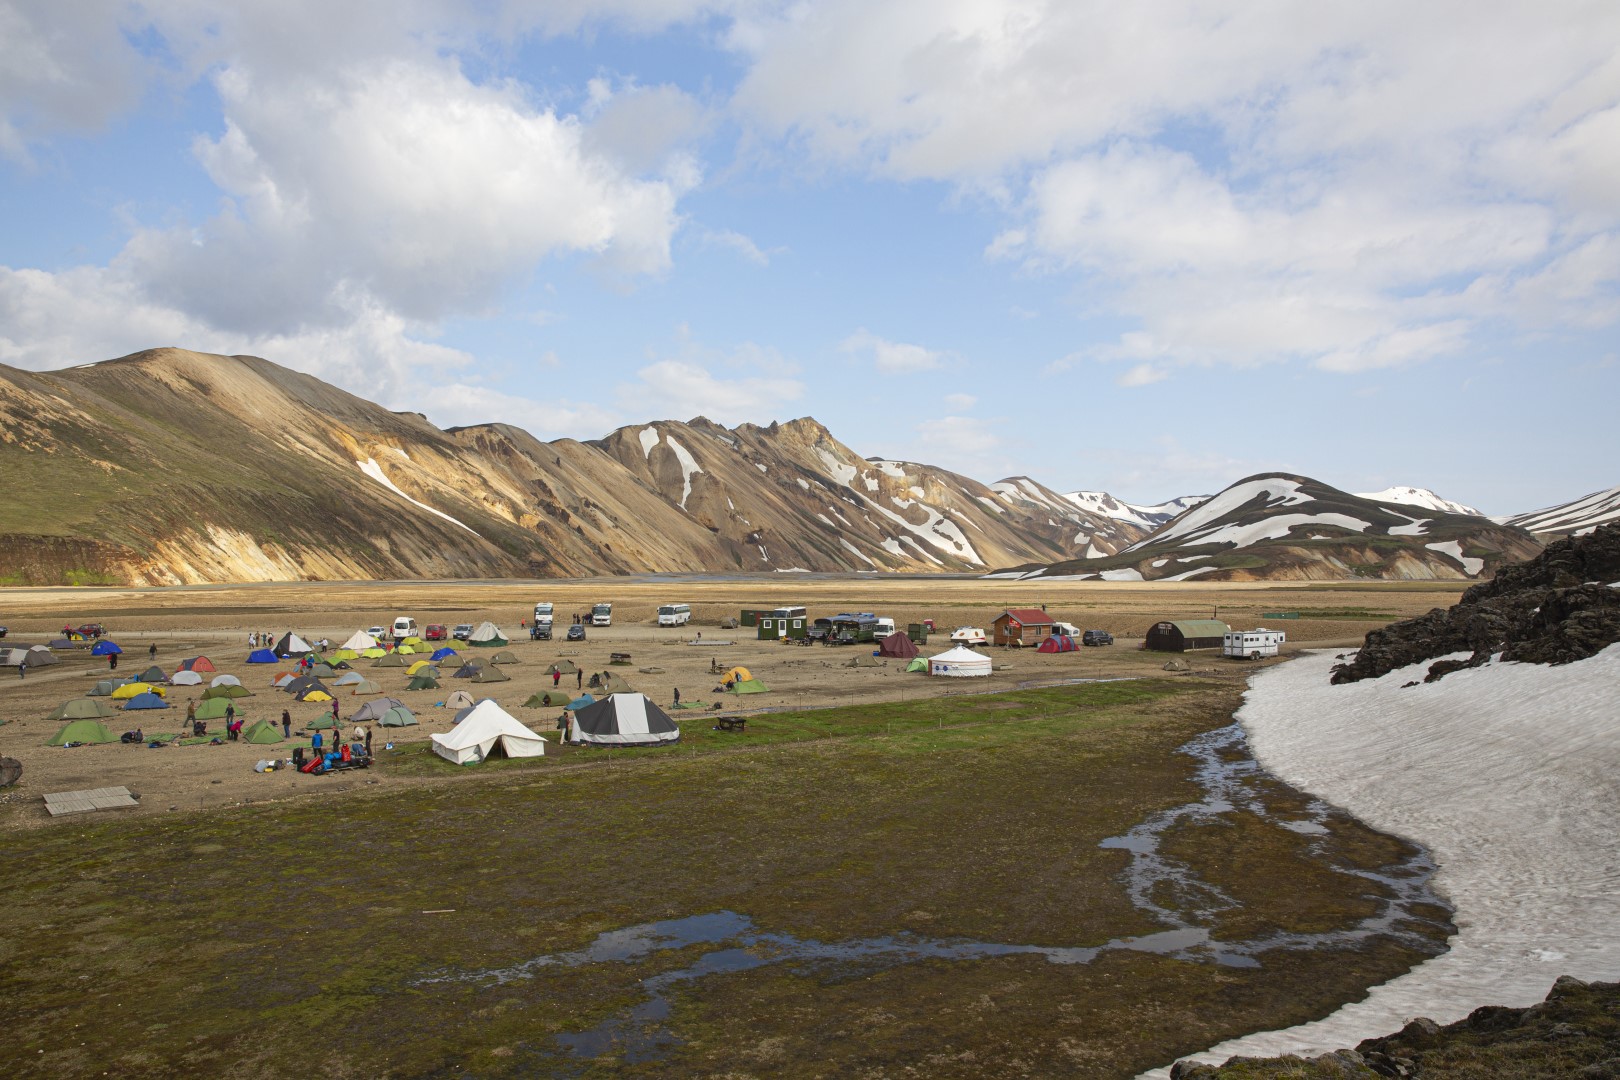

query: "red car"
xmin=424 ymin=624 xmax=448 ymax=641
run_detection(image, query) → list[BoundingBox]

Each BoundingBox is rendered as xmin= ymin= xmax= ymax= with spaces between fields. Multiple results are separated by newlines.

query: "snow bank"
xmin=1426 ymin=540 xmax=1484 ymax=576
xmin=638 ymin=426 xmax=660 ymax=458
xmin=356 ymin=458 xmax=479 ymax=536
xmin=1151 ymin=646 xmax=1620 ymax=1073
xmin=665 ymin=436 xmax=702 ymax=509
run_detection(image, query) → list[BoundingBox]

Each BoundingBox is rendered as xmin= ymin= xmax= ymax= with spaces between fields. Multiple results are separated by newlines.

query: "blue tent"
xmin=91 ymin=640 xmax=123 ymax=655
xmin=566 ymin=693 xmax=596 ymax=711
xmin=246 ymin=648 xmax=277 ymax=664
xmin=124 ymin=691 xmax=170 ymax=710
xmin=431 ymin=647 xmax=458 ymax=661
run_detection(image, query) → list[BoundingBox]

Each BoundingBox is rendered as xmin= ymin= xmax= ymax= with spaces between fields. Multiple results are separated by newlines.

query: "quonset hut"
xmin=1145 ymin=619 xmax=1230 ymax=652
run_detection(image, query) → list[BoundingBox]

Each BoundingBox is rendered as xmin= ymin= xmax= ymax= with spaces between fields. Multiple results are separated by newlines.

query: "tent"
xmin=123 ymin=691 xmax=171 ymax=710
xmin=467 ymin=622 xmax=509 ymax=648
xmin=395 ymin=645 xmax=417 ymax=655
xmin=298 ymin=689 xmax=333 ymax=703
xmin=210 ymin=674 xmax=243 ymax=687
xmin=905 ymin=658 xmax=927 ymax=672
xmin=330 ymin=649 xmax=359 ymax=662
xmin=273 ymin=632 xmax=313 ymax=658
xmin=333 ymin=671 xmax=365 ymax=686
xmin=379 ymin=705 xmax=418 ymax=728
xmin=305 ymin=713 xmax=339 ymax=730
xmin=566 ymin=693 xmax=596 ymax=711
xmin=283 ymin=675 xmax=327 ymax=696
xmin=569 ymin=693 xmax=680 ymax=746
xmin=844 ymin=655 xmax=883 ymax=668
xmin=308 ymin=663 xmax=337 ymax=679
xmin=405 ymin=660 xmax=436 ymax=675
xmin=242 ymin=719 xmax=283 ymax=744
xmin=111 ymin=682 xmax=162 ymax=700
xmin=137 ymin=664 xmax=167 ymax=682
xmin=548 ymin=660 xmax=579 ymax=675
xmin=407 ymin=675 xmax=440 ymax=691
xmin=48 ymin=638 xmax=79 ymax=650
xmin=48 ymin=719 xmax=118 ymax=746
xmin=431 ymin=647 xmax=458 ymax=661
xmin=373 ymin=653 xmax=408 ymax=668
xmin=489 ymin=650 xmax=521 ymax=665
xmin=927 ymin=646 xmax=993 ymax=677
xmin=451 ymin=662 xmax=482 ymax=679
xmin=88 ymin=679 xmax=126 ymax=696
xmin=445 ymin=690 xmax=476 ymax=710
xmin=359 ymin=647 xmax=387 ymax=659
xmin=178 ymin=656 xmax=217 ymax=673
xmin=587 ymin=672 xmax=634 ymax=695
xmin=1036 ymin=634 xmax=1078 ymax=653
xmin=91 ymin=640 xmax=123 ymax=656
xmin=524 ymin=690 xmax=575 ymax=708
xmin=170 ymin=670 xmax=203 ymax=686
xmin=341 ymin=630 xmax=378 ymax=651
xmin=720 ymin=666 xmax=753 ymax=684
xmin=23 ymin=646 xmax=58 ymax=667
xmin=202 ymin=684 xmax=252 ymax=700
xmin=401 ymin=636 xmax=427 ymax=649
xmin=431 ymin=700 xmax=543 ymax=763
xmin=194 ymin=697 xmax=234 ymax=720
xmin=349 ymin=679 xmax=382 ymax=696
xmin=878 ymin=633 xmax=919 ymax=659
xmin=246 ymin=648 xmax=277 ymax=664
xmin=46 ymin=698 xmax=117 ymax=721
xmin=271 ymin=673 xmax=297 ymax=688
xmin=727 ymin=678 xmax=769 ymax=694
xmin=352 ymin=697 xmax=408 ymax=724
xmin=471 ymin=667 xmax=510 ymax=684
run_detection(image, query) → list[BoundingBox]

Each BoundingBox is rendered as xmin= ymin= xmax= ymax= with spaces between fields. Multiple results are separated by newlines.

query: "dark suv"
xmin=1081 ymin=629 xmax=1114 ymax=646
xmin=566 ymin=624 xmax=587 ymax=642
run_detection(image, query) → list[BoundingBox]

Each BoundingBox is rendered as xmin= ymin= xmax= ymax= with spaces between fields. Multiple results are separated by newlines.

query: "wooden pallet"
xmin=43 ymin=786 xmax=139 ymax=816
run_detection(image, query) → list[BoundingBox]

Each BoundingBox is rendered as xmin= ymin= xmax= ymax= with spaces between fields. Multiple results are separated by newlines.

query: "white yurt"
xmin=431 ymin=699 xmax=546 ymax=764
xmin=927 ymin=646 xmax=992 ymax=677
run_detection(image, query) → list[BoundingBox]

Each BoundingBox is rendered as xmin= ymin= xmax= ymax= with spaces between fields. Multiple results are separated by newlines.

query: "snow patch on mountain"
xmin=1426 ymin=540 xmax=1484 ymax=576
xmin=638 ymin=426 xmax=660 ymax=459
xmin=665 ymin=436 xmax=702 ymax=509
xmin=1065 ymin=490 xmax=1209 ymax=529
xmin=1505 ymin=485 xmax=1620 ymax=537
xmin=356 ymin=458 xmax=479 ymax=536
xmin=1131 ymin=478 xmax=1313 ymax=550
xmin=1358 ymin=486 xmax=1484 ymax=517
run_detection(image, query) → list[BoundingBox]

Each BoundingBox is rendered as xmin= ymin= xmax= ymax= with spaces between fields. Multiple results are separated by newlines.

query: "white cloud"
xmin=617 ymin=338 xmax=805 ymax=425
xmin=839 ymin=328 xmax=943 ymax=373
xmin=1117 ymin=363 xmax=1165 ymax=387
xmin=424 ymin=381 xmax=621 ymax=440
xmin=943 ymin=392 xmax=976 ymax=409
xmin=698 ymin=227 xmax=772 ymax=266
xmin=0 ymin=0 xmax=147 ymax=161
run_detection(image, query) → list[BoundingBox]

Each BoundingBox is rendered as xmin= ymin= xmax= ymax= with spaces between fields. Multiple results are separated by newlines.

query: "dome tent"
xmin=48 ymin=719 xmax=118 ymax=746
xmin=46 ymin=698 xmax=118 ymax=721
xmin=178 ymin=656 xmax=216 ymax=673
xmin=352 ymin=697 xmax=408 ymax=724
xmin=123 ymin=691 xmax=171 ymax=710
xmin=246 ymin=648 xmax=277 ymax=664
xmin=431 ymin=699 xmax=544 ymax=764
xmin=569 ymin=693 xmax=680 ymax=747
xmin=170 ymin=670 xmax=203 ymax=686
xmin=1036 ymin=634 xmax=1077 ymax=653
xmin=348 ymin=679 xmax=382 ymax=695
xmin=445 ymin=689 xmax=476 ymax=710
xmin=431 ymin=647 xmax=458 ymax=661
xmin=91 ymin=640 xmax=123 ymax=656
xmin=242 ymin=719 xmax=283 ymax=744
xmin=193 ymin=697 xmax=234 ymax=720
xmin=378 ymin=705 xmax=418 ymax=727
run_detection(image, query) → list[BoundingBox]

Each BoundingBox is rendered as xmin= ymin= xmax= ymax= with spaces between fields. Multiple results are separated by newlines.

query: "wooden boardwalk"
xmin=43 ymin=786 xmax=139 ymax=816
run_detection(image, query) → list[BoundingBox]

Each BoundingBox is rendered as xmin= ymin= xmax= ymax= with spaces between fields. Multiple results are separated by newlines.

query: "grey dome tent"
xmin=569 ymin=693 xmax=680 ymax=746
xmin=352 ymin=697 xmax=408 ymax=724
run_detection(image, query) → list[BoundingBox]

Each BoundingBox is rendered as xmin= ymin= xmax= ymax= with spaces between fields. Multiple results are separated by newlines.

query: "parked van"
xmin=392 ymin=616 xmax=418 ymax=639
xmin=1224 ymin=629 xmax=1286 ymax=660
xmin=872 ymin=617 xmax=896 ymax=639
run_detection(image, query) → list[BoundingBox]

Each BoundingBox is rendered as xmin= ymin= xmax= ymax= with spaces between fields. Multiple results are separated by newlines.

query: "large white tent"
xmin=569 ymin=692 xmax=680 ymax=746
xmin=431 ymin=699 xmax=546 ymax=764
xmin=341 ymin=629 xmax=378 ymax=651
xmin=467 ymin=621 xmax=509 ymax=647
xmin=927 ymin=645 xmax=993 ymax=677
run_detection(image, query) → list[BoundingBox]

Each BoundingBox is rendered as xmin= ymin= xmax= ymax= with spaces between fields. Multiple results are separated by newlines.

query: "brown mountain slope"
xmin=0 ymin=348 xmax=1112 ymax=585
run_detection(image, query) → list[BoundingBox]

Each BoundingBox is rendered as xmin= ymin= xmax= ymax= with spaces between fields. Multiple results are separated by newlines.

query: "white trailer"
xmin=1224 ymin=629 xmax=1286 ymax=660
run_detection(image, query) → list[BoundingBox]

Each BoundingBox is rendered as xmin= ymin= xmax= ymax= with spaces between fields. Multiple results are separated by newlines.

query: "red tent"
xmin=877 ymin=633 xmax=919 ymax=659
xmin=178 ymin=656 xmax=217 ymax=672
xmin=1036 ymin=634 xmax=1077 ymax=653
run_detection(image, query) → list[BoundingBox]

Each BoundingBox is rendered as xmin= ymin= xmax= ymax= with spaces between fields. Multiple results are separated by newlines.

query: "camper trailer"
xmin=591 ymin=602 xmax=613 ymax=627
xmin=657 ymin=603 xmax=692 ymax=627
xmin=1224 ymin=629 xmax=1287 ymax=660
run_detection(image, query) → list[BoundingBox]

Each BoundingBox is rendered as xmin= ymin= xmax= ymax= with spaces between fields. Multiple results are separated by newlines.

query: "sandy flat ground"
xmin=0 ymin=576 xmax=1460 ymax=827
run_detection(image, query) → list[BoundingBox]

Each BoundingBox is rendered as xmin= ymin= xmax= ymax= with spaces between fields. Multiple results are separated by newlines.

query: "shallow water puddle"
xmin=416 ymin=722 xmax=1449 ymax=1062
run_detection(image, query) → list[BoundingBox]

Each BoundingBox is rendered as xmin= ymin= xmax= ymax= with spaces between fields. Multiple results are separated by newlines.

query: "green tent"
xmin=524 ymin=691 xmax=572 ymax=708
xmin=242 ymin=719 xmax=283 ymax=744
xmin=373 ymin=653 xmax=408 ymax=668
xmin=193 ymin=697 xmax=235 ymax=720
xmin=47 ymin=719 xmax=118 ymax=746
xmin=305 ymin=714 xmax=339 ymax=730
xmin=308 ymin=663 xmax=337 ymax=678
xmin=906 ymin=658 xmax=927 ymax=672
xmin=407 ymin=675 xmax=440 ymax=690
xmin=548 ymin=660 xmax=579 ymax=675
xmin=46 ymin=697 xmax=117 ymax=721
xmin=470 ymin=667 xmax=510 ymax=683
xmin=379 ymin=706 xmax=417 ymax=727
xmin=137 ymin=664 xmax=166 ymax=683
xmin=727 ymin=678 xmax=769 ymax=694
xmin=202 ymin=684 xmax=253 ymax=699
xmin=489 ymin=650 xmax=521 ymax=665
xmin=349 ymin=678 xmax=382 ymax=695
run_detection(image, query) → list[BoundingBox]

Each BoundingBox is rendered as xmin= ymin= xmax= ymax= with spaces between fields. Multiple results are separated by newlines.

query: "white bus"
xmin=591 ymin=602 xmax=613 ymax=627
xmin=657 ymin=603 xmax=692 ymax=627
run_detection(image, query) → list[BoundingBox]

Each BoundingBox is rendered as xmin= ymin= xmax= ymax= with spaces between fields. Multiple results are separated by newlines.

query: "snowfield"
xmin=1150 ymin=645 xmax=1620 ymax=1074
xmin=355 ymin=458 xmax=479 ymax=536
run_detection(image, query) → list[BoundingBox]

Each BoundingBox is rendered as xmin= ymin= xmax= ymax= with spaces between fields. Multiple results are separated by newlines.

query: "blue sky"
xmin=2 ymin=1 xmax=1617 ymax=516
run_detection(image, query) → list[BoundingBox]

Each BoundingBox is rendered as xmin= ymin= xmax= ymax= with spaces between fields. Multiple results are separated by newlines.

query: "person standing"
xmin=108 ymin=652 xmax=118 ymax=671
xmin=552 ymin=668 xmax=561 ymax=688
xmin=148 ymin=643 xmax=157 ymax=662
xmin=673 ymin=687 xmax=681 ymax=708
xmin=311 ymin=729 xmax=324 ymax=756
xmin=331 ymin=699 xmax=340 ymax=724
xmin=187 ymin=700 xmax=197 ymax=727
xmin=576 ymin=668 xmax=583 ymax=690
xmin=281 ymin=709 xmax=291 ymax=739
xmin=17 ymin=661 xmax=25 ymax=679
xmin=363 ymin=726 xmax=372 ymax=756
xmin=225 ymin=703 xmax=236 ymax=739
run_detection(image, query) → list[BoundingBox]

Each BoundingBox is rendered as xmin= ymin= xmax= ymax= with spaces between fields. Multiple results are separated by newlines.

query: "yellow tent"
xmin=721 ymin=666 xmax=753 ymax=685
xmin=402 ymin=636 xmax=427 ymax=648
xmin=360 ymin=647 xmax=386 ymax=658
xmin=406 ymin=660 xmax=434 ymax=675
xmin=301 ymin=690 xmax=333 ymax=702
xmin=111 ymin=682 xmax=164 ymax=700
xmin=396 ymin=645 xmax=416 ymax=655
xmin=330 ymin=648 xmax=359 ymax=661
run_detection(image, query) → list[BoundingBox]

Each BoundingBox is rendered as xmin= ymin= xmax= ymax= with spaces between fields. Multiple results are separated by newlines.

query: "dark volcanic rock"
xmin=1332 ymin=523 xmax=1620 ymax=684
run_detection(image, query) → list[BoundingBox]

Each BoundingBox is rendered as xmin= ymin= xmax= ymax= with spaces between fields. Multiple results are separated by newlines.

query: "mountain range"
xmin=0 ymin=347 xmax=1603 ymax=586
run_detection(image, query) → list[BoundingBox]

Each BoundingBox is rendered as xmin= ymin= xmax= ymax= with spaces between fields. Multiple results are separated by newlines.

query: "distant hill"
xmin=993 ymin=473 xmax=1542 ymax=582
xmin=1500 ymin=484 xmax=1620 ymax=538
xmin=1058 ymin=490 xmax=1210 ymax=531
xmin=0 ymin=348 xmax=1117 ymax=584
xmin=1355 ymin=485 xmax=1484 ymax=517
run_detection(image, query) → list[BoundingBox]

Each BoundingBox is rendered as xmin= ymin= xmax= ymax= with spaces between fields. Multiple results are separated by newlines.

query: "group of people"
xmin=549 ymin=666 xmax=585 ymax=689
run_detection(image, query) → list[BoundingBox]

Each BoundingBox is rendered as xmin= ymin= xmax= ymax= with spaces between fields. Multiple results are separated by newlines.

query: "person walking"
xmin=281 ymin=709 xmax=291 ymax=739
xmin=331 ymin=699 xmax=340 ymax=724
xmin=148 ymin=643 xmax=157 ymax=662
xmin=17 ymin=660 xmax=25 ymax=679
xmin=552 ymin=668 xmax=561 ymax=688
xmin=108 ymin=652 xmax=118 ymax=671
xmin=673 ymin=687 xmax=681 ymax=708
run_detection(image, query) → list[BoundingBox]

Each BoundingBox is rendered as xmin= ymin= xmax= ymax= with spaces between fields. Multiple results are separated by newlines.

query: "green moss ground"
xmin=0 ymin=680 xmax=1449 ymax=1078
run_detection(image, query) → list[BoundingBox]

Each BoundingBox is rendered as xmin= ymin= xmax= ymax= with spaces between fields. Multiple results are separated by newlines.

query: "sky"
xmin=2 ymin=1 xmax=1617 ymax=516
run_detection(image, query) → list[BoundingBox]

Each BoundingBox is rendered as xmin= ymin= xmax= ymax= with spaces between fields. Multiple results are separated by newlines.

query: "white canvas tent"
xmin=569 ymin=693 xmax=681 ymax=746
xmin=341 ymin=629 xmax=379 ymax=651
xmin=467 ymin=621 xmax=508 ymax=647
xmin=431 ymin=700 xmax=546 ymax=764
xmin=927 ymin=645 xmax=992 ymax=677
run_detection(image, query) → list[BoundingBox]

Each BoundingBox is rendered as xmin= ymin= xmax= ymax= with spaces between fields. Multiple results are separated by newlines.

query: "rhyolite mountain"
xmin=0 ymin=348 xmax=1151 ymax=585
xmin=1500 ymin=484 xmax=1620 ymax=538
xmin=993 ymin=473 xmax=1543 ymax=582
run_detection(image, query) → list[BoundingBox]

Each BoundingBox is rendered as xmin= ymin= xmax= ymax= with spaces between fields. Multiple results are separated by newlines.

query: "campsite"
xmin=0 ymin=575 xmax=1468 ymax=1076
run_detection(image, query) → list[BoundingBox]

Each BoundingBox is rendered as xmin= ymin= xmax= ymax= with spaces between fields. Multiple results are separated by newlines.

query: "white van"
xmin=392 ymin=616 xmax=418 ymax=639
